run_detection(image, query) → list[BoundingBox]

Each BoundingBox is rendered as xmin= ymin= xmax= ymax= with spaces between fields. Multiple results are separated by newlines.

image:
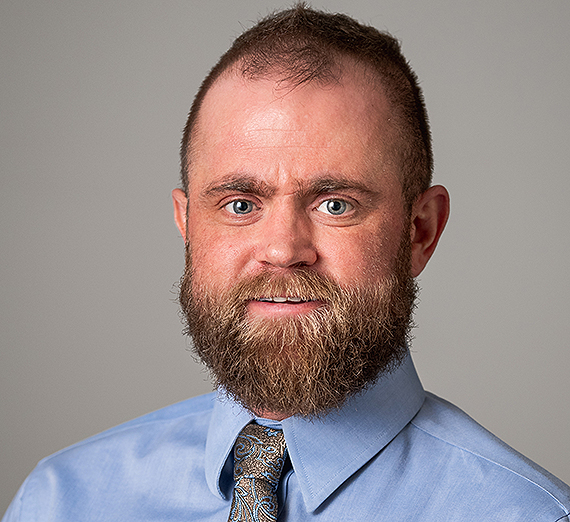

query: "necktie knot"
xmin=228 ymin=423 xmax=288 ymax=522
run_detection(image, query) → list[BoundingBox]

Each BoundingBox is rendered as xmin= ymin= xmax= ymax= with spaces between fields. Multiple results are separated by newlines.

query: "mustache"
xmin=216 ymin=269 xmax=345 ymax=304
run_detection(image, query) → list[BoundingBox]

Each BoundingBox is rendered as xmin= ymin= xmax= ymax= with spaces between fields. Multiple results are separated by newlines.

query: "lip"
xmin=247 ymin=298 xmax=324 ymax=318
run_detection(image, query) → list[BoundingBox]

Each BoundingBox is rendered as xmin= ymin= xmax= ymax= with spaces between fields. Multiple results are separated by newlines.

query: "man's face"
xmin=174 ymin=67 xmax=416 ymax=419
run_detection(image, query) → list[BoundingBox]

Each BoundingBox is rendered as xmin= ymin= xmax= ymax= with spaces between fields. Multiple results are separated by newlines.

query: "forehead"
xmin=188 ymin=65 xmax=398 ymax=190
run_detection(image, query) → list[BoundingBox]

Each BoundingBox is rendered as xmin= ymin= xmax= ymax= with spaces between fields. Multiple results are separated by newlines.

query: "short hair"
xmin=180 ymin=3 xmax=432 ymax=209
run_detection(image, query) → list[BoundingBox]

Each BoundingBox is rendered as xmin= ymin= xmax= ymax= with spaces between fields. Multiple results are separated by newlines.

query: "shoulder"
xmin=3 ymin=392 xmax=218 ymax=522
xmin=48 ymin=391 xmax=217 ymax=460
xmin=92 ymin=390 xmax=217 ymax=437
xmin=407 ymin=392 xmax=570 ymax=519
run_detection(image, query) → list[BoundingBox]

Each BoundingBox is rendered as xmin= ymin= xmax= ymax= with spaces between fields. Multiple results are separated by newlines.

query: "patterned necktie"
xmin=227 ymin=423 xmax=288 ymax=522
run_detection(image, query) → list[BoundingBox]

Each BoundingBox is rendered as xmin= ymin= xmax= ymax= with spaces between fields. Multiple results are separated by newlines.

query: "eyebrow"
xmin=299 ymin=177 xmax=377 ymax=199
xmin=201 ymin=176 xmax=275 ymax=199
xmin=201 ymin=174 xmax=378 ymax=200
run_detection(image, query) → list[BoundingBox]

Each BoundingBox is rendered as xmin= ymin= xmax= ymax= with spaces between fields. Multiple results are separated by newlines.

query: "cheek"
xmin=187 ymin=225 xmax=252 ymax=289
xmin=317 ymin=226 xmax=403 ymax=286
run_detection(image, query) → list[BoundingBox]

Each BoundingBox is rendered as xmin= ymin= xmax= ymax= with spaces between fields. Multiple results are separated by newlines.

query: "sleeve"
xmin=2 ymin=467 xmax=55 ymax=522
xmin=2 ymin=480 xmax=25 ymax=522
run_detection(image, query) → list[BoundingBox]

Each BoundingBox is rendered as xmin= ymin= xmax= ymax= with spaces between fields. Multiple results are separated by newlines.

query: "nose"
xmin=255 ymin=203 xmax=317 ymax=268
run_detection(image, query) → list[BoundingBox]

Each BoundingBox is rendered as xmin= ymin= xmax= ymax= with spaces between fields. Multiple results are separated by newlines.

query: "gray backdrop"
xmin=1 ymin=0 xmax=569 ymax=515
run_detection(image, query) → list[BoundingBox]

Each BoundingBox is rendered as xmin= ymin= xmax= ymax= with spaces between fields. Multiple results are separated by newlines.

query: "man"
xmin=3 ymin=5 xmax=570 ymax=521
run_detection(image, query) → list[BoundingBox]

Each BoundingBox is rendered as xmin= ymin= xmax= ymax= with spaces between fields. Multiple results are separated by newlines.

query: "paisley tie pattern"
xmin=227 ymin=423 xmax=288 ymax=522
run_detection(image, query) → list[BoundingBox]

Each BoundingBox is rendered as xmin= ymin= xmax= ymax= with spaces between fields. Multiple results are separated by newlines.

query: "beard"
xmin=178 ymin=232 xmax=417 ymax=418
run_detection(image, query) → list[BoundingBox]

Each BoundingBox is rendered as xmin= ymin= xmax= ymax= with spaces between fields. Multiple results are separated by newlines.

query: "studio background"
xmin=1 ymin=0 xmax=569 ymax=515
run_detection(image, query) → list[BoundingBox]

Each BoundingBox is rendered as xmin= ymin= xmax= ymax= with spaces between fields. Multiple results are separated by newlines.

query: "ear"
xmin=409 ymin=185 xmax=450 ymax=277
xmin=172 ymin=188 xmax=189 ymax=241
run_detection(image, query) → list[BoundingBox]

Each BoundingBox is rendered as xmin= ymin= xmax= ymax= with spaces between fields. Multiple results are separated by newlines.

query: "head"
xmin=173 ymin=5 xmax=449 ymax=419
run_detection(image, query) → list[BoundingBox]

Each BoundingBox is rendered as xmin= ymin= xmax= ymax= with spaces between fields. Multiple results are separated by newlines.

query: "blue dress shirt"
xmin=4 ymin=353 xmax=570 ymax=521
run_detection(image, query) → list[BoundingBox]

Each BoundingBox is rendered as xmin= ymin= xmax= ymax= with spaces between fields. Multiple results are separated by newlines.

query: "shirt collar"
xmin=205 ymin=351 xmax=425 ymax=512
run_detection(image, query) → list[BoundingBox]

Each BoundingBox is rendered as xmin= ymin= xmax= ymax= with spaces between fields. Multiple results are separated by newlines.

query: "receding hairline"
xmin=179 ymin=4 xmax=433 ymax=209
xmin=184 ymin=56 xmax=405 ymax=184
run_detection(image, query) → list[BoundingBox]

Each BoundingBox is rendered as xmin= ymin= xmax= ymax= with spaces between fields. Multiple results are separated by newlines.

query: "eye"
xmin=225 ymin=200 xmax=255 ymax=215
xmin=316 ymin=199 xmax=352 ymax=216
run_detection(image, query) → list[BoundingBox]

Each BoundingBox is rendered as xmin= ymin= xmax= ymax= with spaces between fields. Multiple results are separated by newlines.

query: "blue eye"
xmin=226 ymin=200 xmax=254 ymax=214
xmin=317 ymin=199 xmax=352 ymax=215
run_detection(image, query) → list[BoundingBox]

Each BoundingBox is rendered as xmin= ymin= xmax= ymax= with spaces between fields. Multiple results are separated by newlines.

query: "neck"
xmin=254 ymin=409 xmax=290 ymax=422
